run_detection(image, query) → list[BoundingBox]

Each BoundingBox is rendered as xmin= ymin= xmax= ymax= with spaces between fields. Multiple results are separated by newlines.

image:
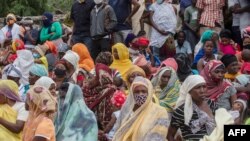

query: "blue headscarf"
xmin=42 ymin=12 xmax=53 ymax=27
xmin=55 ymin=83 xmax=98 ymax=141
xmin=30 ymin=63 xmax=48 ymax=77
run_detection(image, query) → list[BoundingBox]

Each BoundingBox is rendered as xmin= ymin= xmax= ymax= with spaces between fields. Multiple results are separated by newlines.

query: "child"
xmin=197 ymin=39 xmax=220 ymax=72
xmin=219 ymin=29 xmax=240 ymax=55
xmin=32 ymin=44 xmax=48 ymax=69
xmin=103 ymin=90 xmax=126 ymax=140
xmin=221 ymin=54 xmax=240 ymax=82
xmin=229 ymin=99 xmax=247 ymax=124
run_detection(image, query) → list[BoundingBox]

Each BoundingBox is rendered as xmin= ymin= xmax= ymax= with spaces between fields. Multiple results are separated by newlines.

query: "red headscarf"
xmin=200 ymin=60 xmax=231 ymax=101
xmin=12 ymin=39 xmax=24 ymax=52
xmin=161 ymin=58 xmax=178 ymax=71
xmin=111 ymin=90 xmax=126 ymax=108
xmin=132 ymin=37 xmax=150 ymax=49
xmin=95 ymin=63 xmax=112 ymax=82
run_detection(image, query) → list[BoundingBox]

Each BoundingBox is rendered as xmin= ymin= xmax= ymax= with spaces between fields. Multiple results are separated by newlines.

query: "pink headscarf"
xmin=161 ymin=58 xmax=178 ymax=71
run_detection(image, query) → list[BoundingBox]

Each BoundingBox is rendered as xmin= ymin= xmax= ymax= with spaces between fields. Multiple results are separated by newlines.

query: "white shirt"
xmin=12 ymin=102 xmax=29 ymax=121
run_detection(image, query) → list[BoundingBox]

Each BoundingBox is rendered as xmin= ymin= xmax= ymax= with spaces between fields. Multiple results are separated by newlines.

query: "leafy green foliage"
xmin=0 ymin=0 xmax=74 ymax=17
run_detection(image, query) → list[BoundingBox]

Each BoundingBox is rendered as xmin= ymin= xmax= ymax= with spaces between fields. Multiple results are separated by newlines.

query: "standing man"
xmin=90 ymin=0 xmax=117 ymax=60
xmin=70 ymin=0 xmax=95 ymax=54
xmin=109 ymin=0 xmax=140 ymax=43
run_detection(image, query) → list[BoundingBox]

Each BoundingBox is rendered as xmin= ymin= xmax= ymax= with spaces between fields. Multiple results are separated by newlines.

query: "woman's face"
xmin=204 ymin=40 xmax=214 ymax=55
xmin=189 ymin=83 xmax=207 ymax=103
xmin=227 ymin=61 xmax=240 ymax=74
xmin=128 ymin=72 xmax=144 ymax=84
xmin=113 ymin=48 xmax=119 ymax=60
xmin=133 ymin=85 xmax=148 ymax=106
xmin=160 ymin=70 xmax=171 ymax=87
xmin=211 ymin=67 xmax=225 ymax=82
xmin=49 ymin=83 xmax=56 ymax=97
xmin=29 ymin=72 xmax=40 ymax=85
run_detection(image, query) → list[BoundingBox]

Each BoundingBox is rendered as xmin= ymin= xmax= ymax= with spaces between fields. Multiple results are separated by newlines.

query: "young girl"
xmin=219 ymin=29 xmax=240 ymax=55
xmin=103 ymin=90 xmax=126 ymax=141
xmin=197 ymin=39 xmax=220 ymax=72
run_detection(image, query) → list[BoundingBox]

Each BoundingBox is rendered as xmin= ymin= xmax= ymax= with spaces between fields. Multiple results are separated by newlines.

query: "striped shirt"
xmin=170 ymin=100 xmax=217 ymax=140
xmin=196 ymin=0 xmax=225 ymax=27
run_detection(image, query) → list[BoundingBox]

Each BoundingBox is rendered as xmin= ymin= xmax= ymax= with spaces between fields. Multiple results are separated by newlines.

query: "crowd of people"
xmin=0 ymin=0 xmax=250 ymax=141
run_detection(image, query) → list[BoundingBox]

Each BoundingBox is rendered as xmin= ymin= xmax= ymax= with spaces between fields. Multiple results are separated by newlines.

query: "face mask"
xmin=33 ymin=53 xmax=40 ymax=59
xmin=156 ymin=0 xmax=164 ymax=4
xmin=54 ymin=68 xmax=67 ymax=78
xmin=134 ymin=94 xmax=147 ymax=106
xmin=94 ymin=0 xmax=103 ymax=4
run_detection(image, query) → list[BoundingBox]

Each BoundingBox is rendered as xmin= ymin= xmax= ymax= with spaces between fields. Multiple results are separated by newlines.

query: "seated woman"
xmin=167 ymin=75 xmax=216 ymax=141
xmin=197 ymin=39 xmax=221 ymax=72
xmin=83 ymin=63 xmax=117 ymax=132
xmin=200 ymin=60 xmax=237 ymax=110
xmin=0 ymin=80 xmax=29 ymax=141
xmin=72 ymin=43 xmax=95 ymax=72
xmin=151 ymin=66 xmax=180 ymax=118
xmin=39 ymin=12 xmax=62 ymax=43
xmin=54 ymin=83 xmax=98 ymax=141
xmin=23 ymin=86 xmax=56 ymax=141
xmin=112 ymin=77 xmax=169 ymax=141
xmin=110 ymin=43 xmax=133 ymax=81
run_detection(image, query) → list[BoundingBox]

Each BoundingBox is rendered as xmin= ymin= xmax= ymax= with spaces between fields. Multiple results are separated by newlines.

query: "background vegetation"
xmin=0 ymin=0 xmax=74 ymax=17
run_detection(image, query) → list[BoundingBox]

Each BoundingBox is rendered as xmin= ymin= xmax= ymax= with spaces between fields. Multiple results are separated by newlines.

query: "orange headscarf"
xmin=44 ymin=41 xmax=57 ymax=55
xmin=72 ymin=43 xmax=95 ymax=72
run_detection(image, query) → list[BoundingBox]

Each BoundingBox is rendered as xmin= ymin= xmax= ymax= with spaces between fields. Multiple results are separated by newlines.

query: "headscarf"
xmin=175 ymin=53 xmax=192 ymax=82
xmin=0 ymin=80 xmax=21 ymax=102
xmin=72 ymin=43 xmax=94 ymax=72
xmin=110 ymin=43 xmax=133 ymax=80
xmin=113 ymin=77 xmax=169 ymax=141
xmin=12 ymin=39 xmax=25 ymax=52
xmin=125 ymin=33 xmax=136 ymax=47
xmin=160 ymin=58 xmax=178 ymax=71
xmin=30 ymin=63 xmax=48 ymax=77
xmin=62 ymin=50 xmax=80 ymax=70
xmin=200 ymin=60 xmax=231 ymax=101
xmin=95 ymin=51 xmax=113 ymax=66
xmin=95 ymin=63 xmax=113 ymax=85
xmin=201 ymin=30 xmax=214 ymax=43
xmin=42 ymin=12 xmax=53 ymax=27
xmin=34 ymin=76 xmax=55 ymax=89
xmin=125 ymin=65 xmax=146 ymax=87
xmin=132 ymin=37 xmax=150 ymax=49
xmin=175 ymin=75 xmax=206 ymax=125
xmin=44 ymin=41 xmax=57 ymax=55
xmin=13 ymin=50 xmax=34 ymax=85
xmin=54 ymin=83 xmax=98 ymax=141
xmin=6 ymin=13 xmax=17 ymax=22
xmin=2 ymin=64 xmax=22 ymax=79
xmin=151 ymin=67 xmax=180 ymax=112
xmin=34 ymin=45 xmax=48 ymax=57
xmin=23 ymin=86 xmax=56 ymax=141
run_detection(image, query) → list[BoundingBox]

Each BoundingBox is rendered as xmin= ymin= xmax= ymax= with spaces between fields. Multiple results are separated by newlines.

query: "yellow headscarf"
xmin=113 ymin=77 xmax=169 ymax=141
xmin=110 ymin=43 xmax=133 ymax=80
xmin=125 ymin=65 xmax=146 ymax=87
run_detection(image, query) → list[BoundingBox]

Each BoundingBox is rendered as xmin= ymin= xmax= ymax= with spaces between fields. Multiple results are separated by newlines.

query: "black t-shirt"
xmin=70 ymin=0 xmax=95 ymax=36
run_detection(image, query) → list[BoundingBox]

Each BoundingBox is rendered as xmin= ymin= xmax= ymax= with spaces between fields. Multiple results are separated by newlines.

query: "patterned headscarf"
xmin=12 ymin=39 xmax=25 ymax=52
xmin=95 ymin=51 xmax=113 ymax=66
xmin=200 ymin=60 xmax=231 ymax=101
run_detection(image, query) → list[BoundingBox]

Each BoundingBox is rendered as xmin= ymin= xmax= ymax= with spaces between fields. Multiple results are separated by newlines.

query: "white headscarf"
xmin=62 ymin=50 xmax=80 ymax=70
xmin=235 ymin=74 xmax=249 ymax=86
xmin=2 ymin=64 xmax=22 ymax=79
xmin=175 ymin=75 xmax=206 ymax=125
xmin=34 ymin=76 xmax=55 ymax=89
xmin=13 ymin=50 xmax=34 ymax=85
